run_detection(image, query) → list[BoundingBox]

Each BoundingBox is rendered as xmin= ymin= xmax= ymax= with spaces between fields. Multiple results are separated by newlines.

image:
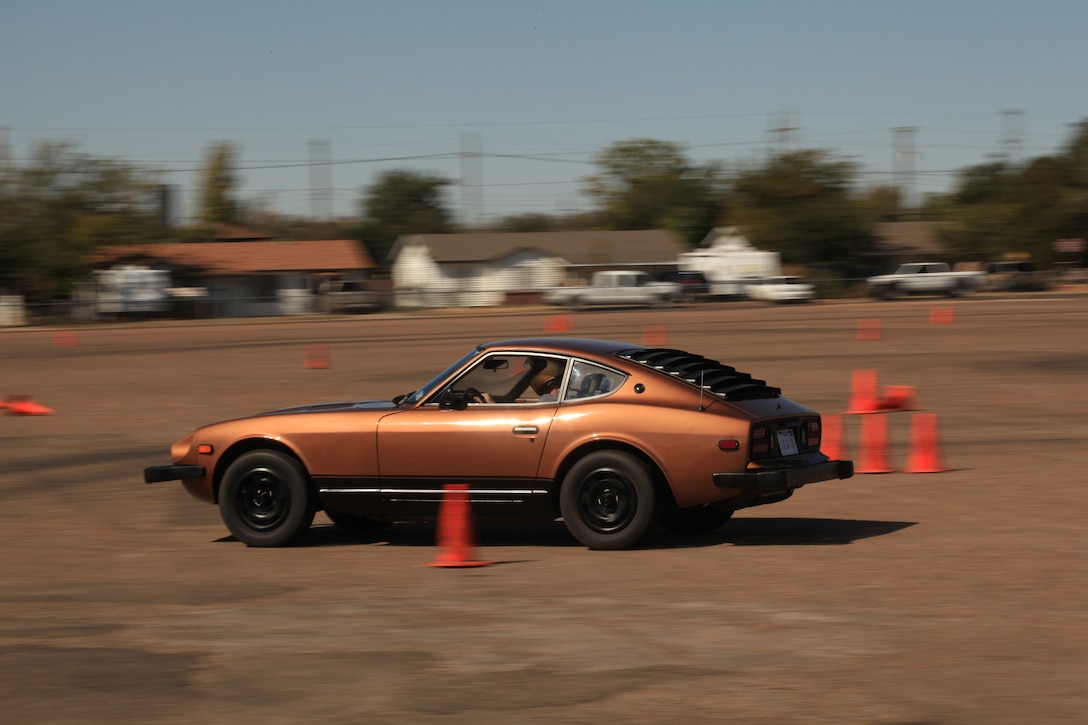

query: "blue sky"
xmin=4 ymin=0 xmax=1087 ymax=224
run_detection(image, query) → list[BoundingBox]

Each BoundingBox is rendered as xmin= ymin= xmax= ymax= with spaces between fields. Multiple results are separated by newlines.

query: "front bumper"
xmin=144 ymin=465 xmax=206 ymax=483
xmin=713 ymin=457 xmax=853 ymax=494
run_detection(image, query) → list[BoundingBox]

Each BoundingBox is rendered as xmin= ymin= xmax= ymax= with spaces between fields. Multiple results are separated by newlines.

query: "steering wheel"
xmin=465 ymin=387 xmax=486 ymax=403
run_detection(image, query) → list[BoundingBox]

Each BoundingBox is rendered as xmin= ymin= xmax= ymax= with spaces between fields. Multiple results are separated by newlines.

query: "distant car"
xmin=979 ymin=260 xmax=1047 ymax=292
xmin=866 ymin=262 xmax=982 ymax=299
xmin=745 ymin=276 xmax=816 ymax=303
xmin=316 ymin=279 xmax=379 ymax=314
xmin=656 ymin=270 xmax=710 ymax=300
xmin=541 ymin=270 xmax=679 ymax=308
xmin=145 ymin=338 xmax=852 ymax=550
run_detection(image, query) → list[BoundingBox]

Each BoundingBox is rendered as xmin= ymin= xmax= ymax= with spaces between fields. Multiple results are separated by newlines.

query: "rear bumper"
xmin=144 ymin=465 xmax=206 ymax=483
xmin=713 ymin=458 xmax=853 ymax=494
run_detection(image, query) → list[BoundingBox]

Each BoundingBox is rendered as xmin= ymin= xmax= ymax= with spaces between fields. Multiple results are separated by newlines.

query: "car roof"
xmin=480 ymin=337 xmax=641 ymax=357
xmin=479 ymin=338 xmax=781 ymax=401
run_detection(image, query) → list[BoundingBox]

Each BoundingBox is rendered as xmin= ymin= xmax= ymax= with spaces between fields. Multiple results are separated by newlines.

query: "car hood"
xmin=258 ymin=400 xmax=398 ymax=416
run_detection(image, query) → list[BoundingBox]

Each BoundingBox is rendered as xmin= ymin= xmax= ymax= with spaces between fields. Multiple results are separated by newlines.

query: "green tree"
xmin=729 ymin=150 xmax=876 ymax=269
xmin=358 ymin=170 xmax=455 ymax=264
xmin=199 ymin=141 xmax=240 ymax=224
xmin=0 ymin=142 xmax=165 ymax=300
xmin=583 ymin=139 xmax=726 ymax=246
xmin=936 ymin=120 xmax=1088 ymax=265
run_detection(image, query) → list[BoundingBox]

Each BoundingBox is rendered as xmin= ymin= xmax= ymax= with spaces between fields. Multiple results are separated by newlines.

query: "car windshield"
xmin=401 ymin=348 xmax=479 ymax=405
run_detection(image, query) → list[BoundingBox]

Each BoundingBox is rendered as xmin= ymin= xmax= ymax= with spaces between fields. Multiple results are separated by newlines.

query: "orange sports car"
xmin=145 ymin=338 xmax=853 ymax=549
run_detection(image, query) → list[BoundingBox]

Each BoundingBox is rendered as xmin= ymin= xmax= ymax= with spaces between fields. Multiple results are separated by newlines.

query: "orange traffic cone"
xmin=304 ymin=344 xmax=330 ymax=369
xmin=855 ymin=413 xmax=894 ymax=473
xmin=856 ymin=318 xmax=882 ymax=341
xmin=5 ymin=396 xmax=55 ymax=415
xmin=930 ymin=306 xmax=955 ymax=324
xmin=428 ymin=484 xmax=493 ymax=568
xmin=879 ymin=385 xmax=917 ymax=411
xmin=905 ymin=412 xmax=948 ymax=473
xmin=820 ymin=414 xmax=847 ymax=461
xmin=544 ymin=314 xmax=573 ymax=333
xmin=642 ymin=325 xmax=667 ymax=346
xmin=52 ymin=330 xmax=79 ymax=347
xmin=845 ymin=370 xmax=880 ymax=414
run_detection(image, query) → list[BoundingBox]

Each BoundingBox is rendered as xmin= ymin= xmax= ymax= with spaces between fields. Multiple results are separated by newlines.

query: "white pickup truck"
xmin=542 ymin=270 xmax=680 ymax=308
xmin=866 ymin=262 xmax=984 ymax=299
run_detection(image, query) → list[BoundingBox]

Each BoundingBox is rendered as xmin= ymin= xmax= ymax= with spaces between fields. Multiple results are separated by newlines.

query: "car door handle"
xmin=513 ymin=425 xmax=539 ymax=435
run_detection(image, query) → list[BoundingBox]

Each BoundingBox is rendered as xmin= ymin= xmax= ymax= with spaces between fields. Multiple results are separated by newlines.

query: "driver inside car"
xmin=463 ymin=356 xmax=565 ymax=404
xmin=527 ymin=358 xmax=564 ymax=402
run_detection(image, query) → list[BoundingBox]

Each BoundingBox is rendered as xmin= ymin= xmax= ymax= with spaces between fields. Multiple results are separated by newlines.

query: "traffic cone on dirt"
xmin=845 ymin=370 xmax=880 ymax=414
xmin=52 ymin=330 xmax=79 ymax=347
xmin=879 ymin=385 xmax=917 ymax=412
xmin=855 ymin=413 xmax=894 ymax=473
xmin=905 ymin=412 xmax=948 ymax=473
xmin=428 ymin=484 xmax=493 ymax=568
xmin=642 ymin=325 xmax=667 ymax=346
xmin=304 ymin=344 xmax=330 ymax=369
xmin=4 ymin=396 xmax=55 ymax=415
xmin=930 ymin=306 xmax=955 ymax=324
xmin=820 ymin=414 xmax=847 ymax=460
xmin=856 ymin=318 xmax=882 ymax=341
xmin=544 ymin=314 xmax=573 ymax=333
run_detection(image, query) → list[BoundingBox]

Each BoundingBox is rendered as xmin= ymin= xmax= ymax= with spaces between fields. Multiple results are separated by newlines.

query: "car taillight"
xmin=804 ymin=419 xmax=821 ymax=449
xmin=751 ymin=424 xmax=771 ymax=455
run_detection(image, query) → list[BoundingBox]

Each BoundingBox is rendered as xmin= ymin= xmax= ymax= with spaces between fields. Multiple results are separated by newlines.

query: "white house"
xmin=389 ymin=230 xmax=687 ymax=308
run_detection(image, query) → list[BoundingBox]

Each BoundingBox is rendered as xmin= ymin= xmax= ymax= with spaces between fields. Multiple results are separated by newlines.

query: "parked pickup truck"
xmin=866 ymin=262 xmax=984 ymax=299
xmin=316 ymin=279 xmax=379 ymax=314
xmin=542 ymin=270 xmax=680 ymax=308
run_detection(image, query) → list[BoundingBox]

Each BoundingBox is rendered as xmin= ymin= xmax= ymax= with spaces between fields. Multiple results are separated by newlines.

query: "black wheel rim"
xmin=233 ymin=467 xmax=291 ymax=531
xmin=577 ymin=467 xmax=637 ymax=534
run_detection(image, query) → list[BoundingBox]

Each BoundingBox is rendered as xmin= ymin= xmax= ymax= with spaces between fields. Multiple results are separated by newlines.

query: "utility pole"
xmin=767 ymin=111 xmax=800 ymax=157
xmin=0 ymin=126 xmax=10 ymax=183
xmin=460 ymin=133 xmax=483 ymax=229
xmin=893 ymin=127 xmax=918 ymax=211
xmin=1000 ymin=109 xmax=1025 ymax=165
xmin=308 ymin=139 xmax=332 ymax=220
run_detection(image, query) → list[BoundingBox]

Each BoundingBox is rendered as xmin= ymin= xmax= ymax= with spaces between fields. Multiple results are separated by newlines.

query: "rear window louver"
xmin=618 ymin=348 xmax=781 ymax=401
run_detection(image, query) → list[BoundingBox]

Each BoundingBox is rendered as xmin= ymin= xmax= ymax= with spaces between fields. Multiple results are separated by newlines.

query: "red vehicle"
xmin=145 ymin=338 xmax=852 ymax=549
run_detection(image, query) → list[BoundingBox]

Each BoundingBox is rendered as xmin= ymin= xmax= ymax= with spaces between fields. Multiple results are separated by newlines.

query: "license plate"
xmin=776 ymin=429 xmax=799 ymax=456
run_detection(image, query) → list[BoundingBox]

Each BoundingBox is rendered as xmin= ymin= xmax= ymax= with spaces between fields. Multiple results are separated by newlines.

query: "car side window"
xmin=440 ymin=354 xmax=568 ymax=405
xmin=565 ymin=361 xmax=625 ymax=401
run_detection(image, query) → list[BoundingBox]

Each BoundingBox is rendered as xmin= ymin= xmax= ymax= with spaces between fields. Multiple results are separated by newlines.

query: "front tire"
xmin=219 ymin=450 xmax=315 ymax=547
xmin=559 ymin=451 xmax=657 ymax=550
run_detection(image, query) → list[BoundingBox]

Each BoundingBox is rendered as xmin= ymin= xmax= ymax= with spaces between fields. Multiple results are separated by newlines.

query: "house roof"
xmin=393 ymin=230 xmax=686 ymax=265
xmin=92 ymin=240 xmax=375 ymax=275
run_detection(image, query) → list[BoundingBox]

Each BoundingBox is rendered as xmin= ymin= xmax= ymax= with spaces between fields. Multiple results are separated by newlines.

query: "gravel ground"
xmin=1 ymin=293 xmax=1086 ymax=724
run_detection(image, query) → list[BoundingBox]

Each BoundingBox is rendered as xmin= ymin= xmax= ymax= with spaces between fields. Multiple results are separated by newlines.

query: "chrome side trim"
xmin=319 ymin=487 xmax=549 ymax=496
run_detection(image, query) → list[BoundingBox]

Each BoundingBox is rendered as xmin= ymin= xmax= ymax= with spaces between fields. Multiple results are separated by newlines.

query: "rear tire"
xmin=219 ymin=450 xmax=315 ymax=547
xmin=559 ymin=451 xmax=657 ymax=550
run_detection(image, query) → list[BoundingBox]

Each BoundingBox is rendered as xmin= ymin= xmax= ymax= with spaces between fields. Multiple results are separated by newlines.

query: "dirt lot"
xmin=1 ymin=294 xmax=1086 ymax=724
